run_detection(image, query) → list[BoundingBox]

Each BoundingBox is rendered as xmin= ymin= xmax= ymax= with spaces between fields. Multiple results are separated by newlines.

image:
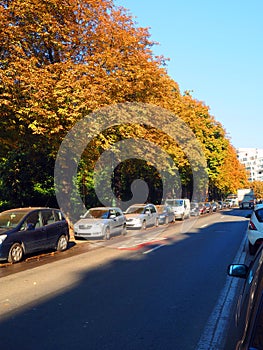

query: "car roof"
xmin=89 ymin=207 xmax=119 ymax=209
xmin=1 ymin=207 xmax=59 ymax=214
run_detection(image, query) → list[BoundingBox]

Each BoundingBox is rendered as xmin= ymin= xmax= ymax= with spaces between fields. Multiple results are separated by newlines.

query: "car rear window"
xmin=255 ymin=209 xmax=263 ymax=222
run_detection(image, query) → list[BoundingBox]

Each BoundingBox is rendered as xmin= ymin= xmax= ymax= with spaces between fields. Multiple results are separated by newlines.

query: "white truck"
xmin=237 ymin=189 xmax=255 ymax=209
xmin=165 ymin=198 xmax=190 ymax=220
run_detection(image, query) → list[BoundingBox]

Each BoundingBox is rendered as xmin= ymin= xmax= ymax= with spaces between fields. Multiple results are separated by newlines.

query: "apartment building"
xmin=237 ymin=148 xmax=263 ymax=182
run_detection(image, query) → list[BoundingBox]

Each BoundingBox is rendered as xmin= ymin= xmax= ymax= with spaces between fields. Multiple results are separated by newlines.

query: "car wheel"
xmin=8 ymin=243 xmax=23 ymax=263
xmin=122 ymin=224 xmax=127 ymax=236
xmin=142 ymin=220 xmax=147 ymax=230
xmin=56 ymin=235 xmax=68 ymax=251
xmin=249 ymin=242 xmax=257 ymax=255
xmin=104 ymin=227 xmax=110 ymax=240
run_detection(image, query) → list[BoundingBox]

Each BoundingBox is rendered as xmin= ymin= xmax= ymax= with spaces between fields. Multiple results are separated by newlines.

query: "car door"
xmin=167 ymin=206 xmax=174 ymax=221
xmin=144 ymin=207 xmax=152 ymax=226
xmin=236 ymin=252 xmax=262 ymax=340
xmin=143 ymin=205 xmax=154 ymax=226
xmin=41 ymin=209 xmax=62 ymax=248
xmin=115 ymin=209 xmax=125 ymax=234
xmin=22 ymin=210 xmax=48 ymax=253
xmin=108 ymin=209 xmax=120 ymax=235
xmin=149 ymin=205 xmax=157 ymax=225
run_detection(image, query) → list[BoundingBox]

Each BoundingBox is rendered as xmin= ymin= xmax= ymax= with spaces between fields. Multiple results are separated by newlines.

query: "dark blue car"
xmin=0 ymin=207 xmax=69 ymax=263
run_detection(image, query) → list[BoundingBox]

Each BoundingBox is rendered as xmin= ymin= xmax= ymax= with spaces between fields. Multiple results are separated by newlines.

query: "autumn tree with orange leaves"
xmin=0 ymin=0 xmax=249 ymax=209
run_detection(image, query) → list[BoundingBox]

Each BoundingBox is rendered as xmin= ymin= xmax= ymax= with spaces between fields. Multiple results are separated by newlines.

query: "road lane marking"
xmin=196 ymin=234 xmax=247 ymax=350
xmin=143 ymin=244 xmax=166 ymax=255
xmin=201 ymin=224 xmax=208 ymax=228
xmin=117 ymin=237 xmax=167 ymax=250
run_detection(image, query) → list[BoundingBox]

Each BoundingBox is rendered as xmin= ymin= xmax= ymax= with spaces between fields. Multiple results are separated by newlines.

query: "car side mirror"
xmin=227 ymin=264 xmax=248 ymax=279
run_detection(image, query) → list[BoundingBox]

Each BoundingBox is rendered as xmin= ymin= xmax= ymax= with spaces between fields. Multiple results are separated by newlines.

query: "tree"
xmin=213 ymin=143 xmax=249 ymax=198
xmin=251 ymin=181 xmax=263 ymax=200
xmin=0 ymin=0 xmax=247 ymax=208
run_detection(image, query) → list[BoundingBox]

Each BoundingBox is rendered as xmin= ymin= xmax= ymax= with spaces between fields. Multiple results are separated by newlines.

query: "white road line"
xmin=143 ymin=244 xmax=166 ymax=255
xmin=196 ymin=234 xmax=247 ymax=350
xmin=201 ymin=224 xmax=208 ymax=228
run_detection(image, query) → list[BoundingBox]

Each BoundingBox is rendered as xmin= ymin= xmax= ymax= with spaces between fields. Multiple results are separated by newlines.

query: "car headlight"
xmin=0 ymin=234 xmax=7 ymax=245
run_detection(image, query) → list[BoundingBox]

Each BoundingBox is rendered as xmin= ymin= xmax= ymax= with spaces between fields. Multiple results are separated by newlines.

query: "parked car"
xmin=204 ymin=202 xmax=212 ymax=213
xmin=190 ymin=202 xmax=200 ymax=216
xmin=198 ymin=202 xmax=207 ymax=215
xmin=165 ymin=198 xmax=190 ymax=220
xmin=74 ymin=207 xmax=126 ymax=240
xmin=225 ymin=199 xmax=234 ymax=208
xmin=125 ymin=203 xmax=159 ymax=229
xmin=0 ymin=207 xmax=69 ymax=263
xmin=247 ymin=203 xmax=263 ymax=255
xmin=218 ymin=201 xmax=227 ymax=209
xmin=156 ymin=205 xmax=175 ymax=224
xmin=227 ymin=245 xmax=263 ymax=349
xmin=217 ymin=201 xmax=223 ymax=210
xmin=211 ymin=202 xmax=219 ymax=212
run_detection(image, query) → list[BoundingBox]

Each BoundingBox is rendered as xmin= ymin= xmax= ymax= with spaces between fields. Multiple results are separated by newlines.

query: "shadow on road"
xmin=0 ymin=212 xmax=251 ymax=350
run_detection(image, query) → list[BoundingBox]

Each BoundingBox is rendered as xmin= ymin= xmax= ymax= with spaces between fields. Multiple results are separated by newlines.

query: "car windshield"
xmin=166 ymin=200 xmax=183 ymax=207
xmin=84 ymin=209 xmax=109 ymax=219
xmin=126 ymin=206 xmax=145 ymax=214
xmin=0 ymin=211 xmax=27 ymax=228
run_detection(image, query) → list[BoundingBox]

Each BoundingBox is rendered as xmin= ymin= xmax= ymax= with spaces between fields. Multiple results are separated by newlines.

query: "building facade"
xmin=237 ymin=148 xmax=263 ymax=182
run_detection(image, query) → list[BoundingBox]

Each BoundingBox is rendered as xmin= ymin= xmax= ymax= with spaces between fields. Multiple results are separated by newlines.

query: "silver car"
xmin=125 ymin=204 xmax=159 ymax=229
xmin=74 ymin=207 xmax=126 ymax=240
xmin=156 ymin=205 xmax=175 ymax=224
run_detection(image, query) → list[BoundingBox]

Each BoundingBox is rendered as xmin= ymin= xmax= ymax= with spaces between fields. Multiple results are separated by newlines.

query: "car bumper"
xmin=0 ymin=243 xmax=11 ymax=261
xmin=174 ymin=213 xmax=184 ymax=219
xmin=240 ymin=202 xmax=254 ymax=208
xmin=74 ymin=231 xmax=104 ymax=239
xmin=158 ymin=217 xmax=167 ymax=224
xmin=126 ymin=222 xmax=143 ymax=229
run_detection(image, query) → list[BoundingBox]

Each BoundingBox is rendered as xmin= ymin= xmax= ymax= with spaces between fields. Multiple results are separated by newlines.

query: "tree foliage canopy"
xmin=0 ymin=0 xmax=249 ymax=209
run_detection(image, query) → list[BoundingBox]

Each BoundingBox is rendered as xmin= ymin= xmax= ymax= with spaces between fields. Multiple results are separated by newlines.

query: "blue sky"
xmin=115 ymin=0 xmax=263 ymax=149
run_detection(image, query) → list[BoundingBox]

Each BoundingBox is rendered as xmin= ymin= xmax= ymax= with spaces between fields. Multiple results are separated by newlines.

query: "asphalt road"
xmin=0 ymin=209 xmax=251 ymax=350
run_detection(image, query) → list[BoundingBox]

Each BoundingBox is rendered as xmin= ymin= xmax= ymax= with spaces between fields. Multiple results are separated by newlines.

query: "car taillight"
xmin=249 ymin=221 xmax=257 ymax=231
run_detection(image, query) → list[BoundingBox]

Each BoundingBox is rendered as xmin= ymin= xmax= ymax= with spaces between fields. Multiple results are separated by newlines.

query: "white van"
xmin=165 ymin=198 xmax=190 ymax=220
